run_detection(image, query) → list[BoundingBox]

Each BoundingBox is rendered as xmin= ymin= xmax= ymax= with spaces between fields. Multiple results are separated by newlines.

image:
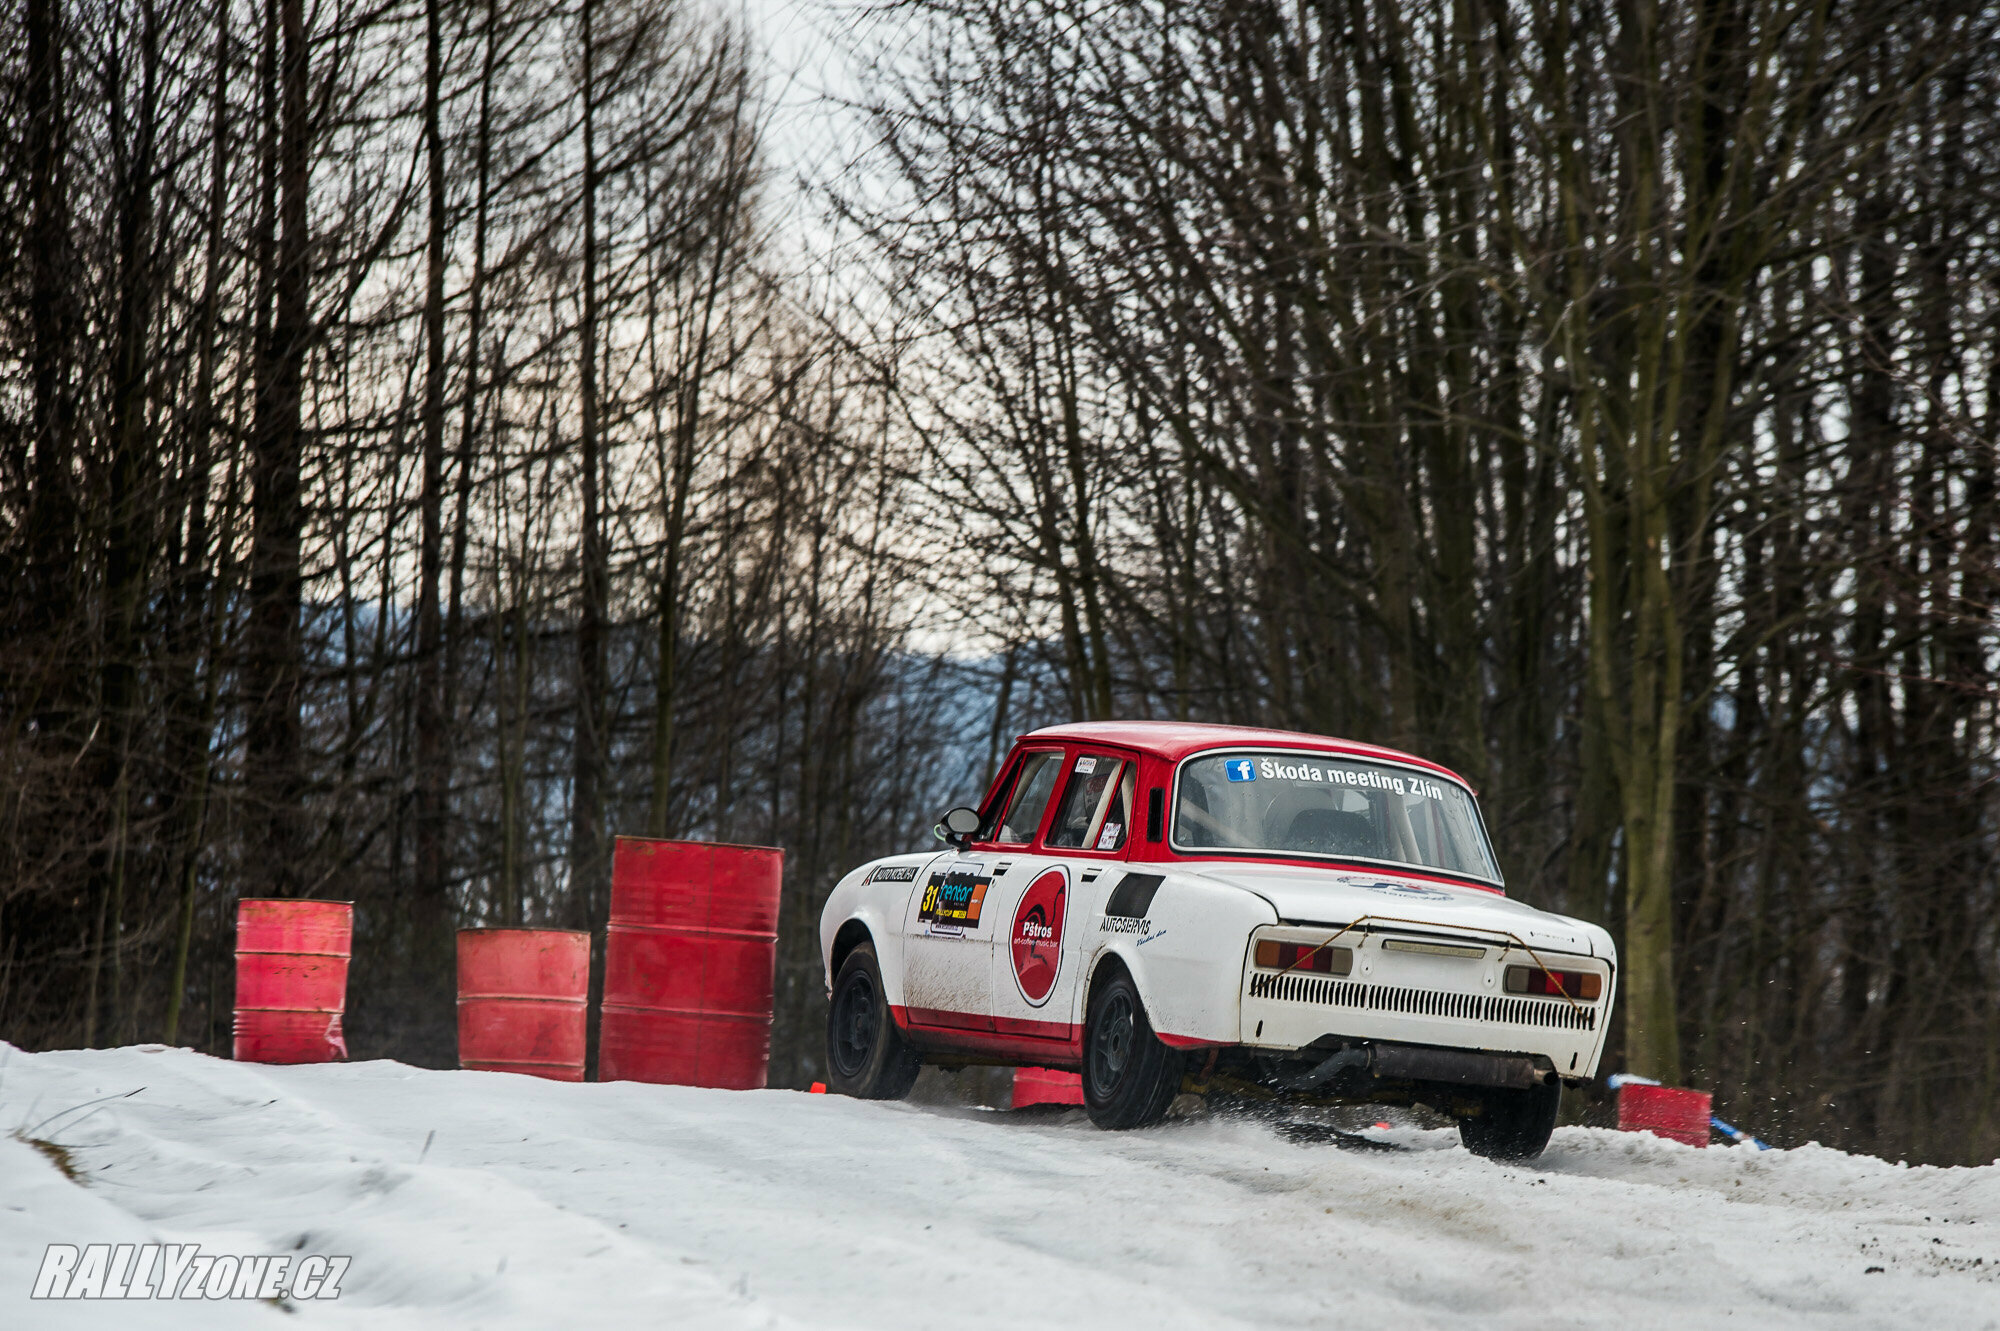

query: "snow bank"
xmin=2 ymin=1044 xmax=1994 ymax=1329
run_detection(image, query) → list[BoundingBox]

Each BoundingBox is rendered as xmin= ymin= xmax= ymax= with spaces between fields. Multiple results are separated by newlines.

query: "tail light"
xmin=1254 ymin=940 xmax=1353 ymax=976
xmin=1504 ymin=965 xmax=1602 ymax=1001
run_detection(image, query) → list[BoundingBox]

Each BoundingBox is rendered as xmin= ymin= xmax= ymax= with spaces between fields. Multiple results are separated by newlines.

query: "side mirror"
xmin=933 ymin=805 xmax=982 ymax=847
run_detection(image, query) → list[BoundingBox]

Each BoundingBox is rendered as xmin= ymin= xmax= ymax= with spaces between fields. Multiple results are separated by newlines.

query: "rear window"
xmin=1173 ymin=751 xmax=1499 ymax=881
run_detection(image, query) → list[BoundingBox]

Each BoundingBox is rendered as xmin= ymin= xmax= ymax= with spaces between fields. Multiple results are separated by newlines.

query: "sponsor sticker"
xmin=1075 ymin=756 xmax=1097 ymax=773
xmin=1339 ymin=874 xmax=1455 ymax=902
xmin=1010 ymin=867 xmax=1069 ymax=1005
xmin=1254 ymin=758 xmax=1450 ymax=802
xmin=919 ymin=862 xmax=990 ymax=933
xmin=1225 ymin=758 xmax=1257 ymax=782
xmin=1095 ymin=822 xmax=1122 ymax=850
xmin=868 ymin=863 xmax=921 ymax=883
xmin=1099 ymin=915 xmax=1151 ymax=935
xmin=30 ymin=1244 xmax=348 ymax=1301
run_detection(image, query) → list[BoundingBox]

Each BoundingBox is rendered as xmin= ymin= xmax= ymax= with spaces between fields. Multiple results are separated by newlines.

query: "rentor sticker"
xmin=919 ymin=863 xmax=990 ymax=931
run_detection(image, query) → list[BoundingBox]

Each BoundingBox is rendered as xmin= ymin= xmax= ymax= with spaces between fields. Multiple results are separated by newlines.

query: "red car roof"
xmin=1017 ymin=720 xmax=1473 ymax=788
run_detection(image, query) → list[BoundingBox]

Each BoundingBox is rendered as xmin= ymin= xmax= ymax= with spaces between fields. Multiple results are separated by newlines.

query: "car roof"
xmin=1016 ymin=720 xmax=1473 ymax=788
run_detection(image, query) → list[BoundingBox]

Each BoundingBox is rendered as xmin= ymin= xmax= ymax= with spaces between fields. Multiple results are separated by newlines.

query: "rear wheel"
xmin=1458 ymin=1079 xmax=1561 ymax=1160
xmin=825 ymin=941 xmax=920 ymax=1100
xmin=1082 ymin=970 xmax=1184 ymax=1130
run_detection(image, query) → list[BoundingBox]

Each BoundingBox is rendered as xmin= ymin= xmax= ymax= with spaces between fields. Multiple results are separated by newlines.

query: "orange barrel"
xmin=599 ymin=837 xmax=783 ymax=1089
xmin=1617 ymin=1083 xmax=1713 ymax=1147
xmin=456 ymin=928 xmax=590 ymax=1080
xmin=1013 ymin=1066 xmax=1084 ymax=1108
xmin=233 ymin=898 xmax=352 ymax=1063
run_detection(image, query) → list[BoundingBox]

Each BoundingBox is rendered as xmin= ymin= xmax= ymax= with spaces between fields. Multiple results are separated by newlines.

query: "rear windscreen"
xmin=1173 ymin=752 xmax=1499 ymax=881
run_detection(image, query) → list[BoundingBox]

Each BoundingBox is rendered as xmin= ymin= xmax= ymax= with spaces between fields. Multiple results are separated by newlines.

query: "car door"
xmin=986 ymin=747 xmax=1139 ymax=1042
xmin=899 ymin=747 xmax=1065 ymax=1033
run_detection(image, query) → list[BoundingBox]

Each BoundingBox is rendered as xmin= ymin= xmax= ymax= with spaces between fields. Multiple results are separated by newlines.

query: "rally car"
xmin=819 ymin=721 xmax=1615 ymax=1159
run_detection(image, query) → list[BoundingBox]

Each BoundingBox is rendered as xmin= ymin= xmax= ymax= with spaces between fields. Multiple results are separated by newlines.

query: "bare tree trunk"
xmin=445 ymin=0 xmax=501 ymax=749
xmin=95 ymin=0 xmax=165 ymax=1044
xmin=570 ymin=0 xmax=608 ymax=1067
xmin=164 ymin=8 xmax=232 ymax=1042
xmin=245 ymin=0 xmax=311 ymax=900
xmin=409 ymin=0 xmax=454 ymax=1038
xmin=21 ymin=0 xmax=77 ymax=676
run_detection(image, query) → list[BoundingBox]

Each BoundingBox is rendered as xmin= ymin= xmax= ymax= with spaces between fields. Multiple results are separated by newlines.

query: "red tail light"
xmin=1254 ymin=940 xmax=1353 ymax=975
xmin=1504 ymin=965 xmax=1602 ymax=1001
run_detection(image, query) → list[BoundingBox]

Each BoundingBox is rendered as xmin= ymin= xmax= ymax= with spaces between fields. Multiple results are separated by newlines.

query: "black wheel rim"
xmin=830 ymin=971 xmax=878 ymax=1078
xmin=1088 ymin=989 xmax=1136 ymax=1094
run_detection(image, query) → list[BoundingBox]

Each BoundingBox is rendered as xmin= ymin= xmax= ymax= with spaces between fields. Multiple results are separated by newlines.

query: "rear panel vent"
xmin=1247 ymin=972 xmax=1598 ymax=1032
xmin=1105 ymin=873 xmax=1163 ymax=918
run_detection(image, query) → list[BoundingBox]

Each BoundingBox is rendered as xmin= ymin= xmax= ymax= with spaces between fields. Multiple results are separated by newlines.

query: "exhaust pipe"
xmin=1277 ymin=1041 xmax=1545 ymax=1093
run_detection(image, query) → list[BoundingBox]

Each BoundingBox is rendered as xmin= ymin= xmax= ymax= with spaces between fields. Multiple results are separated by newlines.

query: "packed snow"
xmin=2 ymin=1044 xmax=1995 ymax=1329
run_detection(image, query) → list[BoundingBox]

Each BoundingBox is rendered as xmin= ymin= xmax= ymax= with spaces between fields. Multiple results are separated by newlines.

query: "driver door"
xmin=899 ymin=747 xmax=1064 ymax=1033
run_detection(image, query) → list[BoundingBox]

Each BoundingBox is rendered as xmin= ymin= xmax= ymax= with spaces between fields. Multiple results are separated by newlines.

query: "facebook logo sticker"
xmin=1225 ymin=759 xmax=1257 ymax=782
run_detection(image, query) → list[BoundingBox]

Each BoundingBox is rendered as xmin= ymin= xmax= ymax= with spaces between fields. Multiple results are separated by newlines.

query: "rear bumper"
xmin=1240 ymin=924 xmax=1612 ymax=1080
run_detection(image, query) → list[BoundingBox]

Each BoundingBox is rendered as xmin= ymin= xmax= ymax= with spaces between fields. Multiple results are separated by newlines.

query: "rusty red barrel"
xmin=599 ymin=837 xmax=783 ymax=1090
xmin=1618 ymin=1083 xmax=1712 ymax=1147
xmin=234 ymin=898 xmax=352 ymax=1063
xmin=457 ymin=928 xmax=590 ymax=1081
xmin=1013 ymin=1066 xmax=1084 ymax=1108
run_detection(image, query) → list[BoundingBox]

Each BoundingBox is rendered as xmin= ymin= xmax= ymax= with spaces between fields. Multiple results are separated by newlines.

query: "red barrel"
xmin=1013 ymin=1066 xmax=1084 ymax=1108
xmin=1618 ymin=1083 xmax=1712 ymax=1147
xmin=599 ymin=837 xmax=782 ymax=1090
xmin=457 ymin=928 xmax=590 ymax=1081
xmin=234 ymin=899 xmax=352 ymax=1063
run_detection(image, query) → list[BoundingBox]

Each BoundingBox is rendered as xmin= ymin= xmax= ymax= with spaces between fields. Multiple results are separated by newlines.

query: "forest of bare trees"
xmin=2 ymin=0 xmax=1995 ymax=1166
xmin=0 ymin=0 xmax=972 ymax=1077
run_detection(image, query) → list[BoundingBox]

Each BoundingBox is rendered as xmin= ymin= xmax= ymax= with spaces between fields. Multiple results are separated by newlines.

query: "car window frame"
xmin=1036 ymin=746 xmax=1141 ymax=858
xmin=1166 ymin=745 xmax=1503 ymax=887
xmin=974 ymin=746 xmax=1068 ymax=849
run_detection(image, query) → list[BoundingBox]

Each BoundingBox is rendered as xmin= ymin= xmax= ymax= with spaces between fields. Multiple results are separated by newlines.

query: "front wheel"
xmin=1082 ymin=970 xmax=1184 ymax=1130
xmin=825 ymin=941 xmax=921 ymax=1100
xmin=1458 ymin=1079 xmax=1561 ymax=1160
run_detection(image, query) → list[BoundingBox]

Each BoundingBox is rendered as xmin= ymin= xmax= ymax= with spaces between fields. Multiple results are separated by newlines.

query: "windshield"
xmin=1173 ymin=751 xmax=1500 ymax=882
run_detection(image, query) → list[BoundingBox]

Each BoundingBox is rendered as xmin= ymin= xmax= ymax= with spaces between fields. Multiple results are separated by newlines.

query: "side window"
xmin=994 ymin=752 xmax=1063 ymax=843
xmin=1046 ymin=754 xmax=1133 ymax=851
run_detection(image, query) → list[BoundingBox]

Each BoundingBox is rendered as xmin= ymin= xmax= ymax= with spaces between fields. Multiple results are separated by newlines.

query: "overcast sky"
xmin=735 ymin=0 xmax=869 ymax=201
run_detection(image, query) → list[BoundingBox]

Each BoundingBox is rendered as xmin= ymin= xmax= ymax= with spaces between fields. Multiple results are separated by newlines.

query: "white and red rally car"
xmin=820 ymin=721 xmax=1615 ymax=1158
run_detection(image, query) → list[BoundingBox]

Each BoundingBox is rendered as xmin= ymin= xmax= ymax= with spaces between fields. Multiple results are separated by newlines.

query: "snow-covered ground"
xmin=2 ymin=1044 xmax=1994 ymax=1329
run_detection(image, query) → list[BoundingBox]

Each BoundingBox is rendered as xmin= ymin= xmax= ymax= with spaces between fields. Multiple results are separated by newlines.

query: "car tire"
xmin=1458 ymin=1079 xmax=1561 ymax=1160
xmin=824 ymin=941 xmax=921 ymax=1100
xmin=1082 ymin=969 xmax=1184 ymax=1130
